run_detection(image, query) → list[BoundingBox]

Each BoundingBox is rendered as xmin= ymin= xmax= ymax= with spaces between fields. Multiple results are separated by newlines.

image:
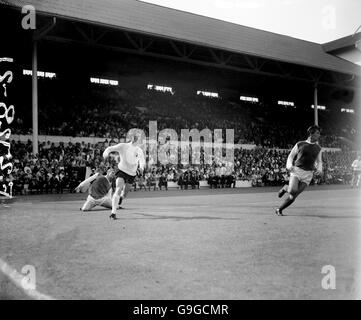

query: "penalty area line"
xmin=0 ymin=258 xmax=55 ymax=300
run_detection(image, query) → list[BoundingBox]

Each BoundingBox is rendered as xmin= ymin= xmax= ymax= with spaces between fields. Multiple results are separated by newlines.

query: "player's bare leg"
xmin=120 ymin=183 xmax=132 ymax=199
xmin=276 ymin=176 xmax=306 ymax=216
xmin=110 ymin=177 xmax=125 ymax=220
xmin=278 ymin=184 xmax=288 ymax=198
xmin=109 ymin=190 xmax=124 ymax=210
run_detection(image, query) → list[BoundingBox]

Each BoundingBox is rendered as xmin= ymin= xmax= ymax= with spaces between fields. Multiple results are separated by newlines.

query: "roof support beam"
xmin=41 ymin=34 xmax=358 ymax=90
xmin=95 ymin=30 xmax=108 ymax=43
xmin=275 ymin=61 xmax=291 ymax=77
xmin=142 ymin=39 xmax=154 ymax=51
xmin=184 ymin=46 xmax=196 ymax=58
xmin=33 ymin=17 xmax=57 ymax=41
xmin=123 ymin=32 xmax=140 ymax=50
xmin=243 ymin=55 xmax=257 ymax=70
xmin=71 ymin=23 xmax=109 ymax=45
xmin=220 ymin=52 xmax=233 ymax=65
xmin=209 ymin=49 xmax=221 ymax=63
xmin=208 ymin=49 xmax=233 ymax=65
xmin=72 ymin=22 xmax=92 ymax=43
xmin=169 ymin=41 xmax=183 ymax=57
xmin=256 ymin=60 xmax=267 ymax=71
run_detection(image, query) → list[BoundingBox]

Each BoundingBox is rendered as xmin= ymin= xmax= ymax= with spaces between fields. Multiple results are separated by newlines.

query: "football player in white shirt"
xmin=103 ymin=137 xmax=146 ymax=220
xmin=351 ymin=155 xmax=361 ymax=188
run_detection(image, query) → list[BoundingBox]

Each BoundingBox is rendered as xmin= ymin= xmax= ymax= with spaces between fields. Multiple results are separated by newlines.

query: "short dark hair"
xmin=307 ymin=125 xmax=321 ymax=136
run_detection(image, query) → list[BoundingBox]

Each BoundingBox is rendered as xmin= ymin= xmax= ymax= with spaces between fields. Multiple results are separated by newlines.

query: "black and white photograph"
xmin=0 ymin=0 xmax=360 ymax=304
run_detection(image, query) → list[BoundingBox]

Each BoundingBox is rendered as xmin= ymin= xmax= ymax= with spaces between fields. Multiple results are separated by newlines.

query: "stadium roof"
xmin=323 ymin=32 xmax=361 ymax=53
xmin=322 ymin=33 xmax=361 ymax=67
xmin=2 ymin=0 xmax=360 ymax=77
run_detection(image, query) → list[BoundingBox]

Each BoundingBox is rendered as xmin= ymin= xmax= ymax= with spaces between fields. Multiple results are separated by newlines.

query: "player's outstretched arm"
xmin=75 ymin=172 xmax=99 ymax=192
xmin=286 ymin=144 xmax=298 ymax=171
xmin=315 ymin=150 xmax=323 ymax=174
xmin=102 ymin=143 xmax=124 ymax=159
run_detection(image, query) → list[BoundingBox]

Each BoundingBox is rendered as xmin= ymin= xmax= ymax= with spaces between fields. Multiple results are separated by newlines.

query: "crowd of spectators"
xmin=13 ymin=82 xmax=359 ymax=150
xmin=6 ymin=139 xmax=358 ymax=196
xmin=7 ymin=80 xmax=359 ymax=196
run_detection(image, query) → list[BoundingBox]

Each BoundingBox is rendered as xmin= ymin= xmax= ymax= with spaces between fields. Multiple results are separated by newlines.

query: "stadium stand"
xmin=2 ymin=1 xmax=359 ymax=198
xmin=9 ymin=138 xmax=357 ymax=195
xmin=13 ymin=81 xmax=358 ymax=150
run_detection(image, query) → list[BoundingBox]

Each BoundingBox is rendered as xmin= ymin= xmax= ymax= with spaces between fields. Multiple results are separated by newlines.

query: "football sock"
xmin=112 ymin=194 xmax=120 ymax=214
xmin=278 ymin=195 xmax=295 ymax=212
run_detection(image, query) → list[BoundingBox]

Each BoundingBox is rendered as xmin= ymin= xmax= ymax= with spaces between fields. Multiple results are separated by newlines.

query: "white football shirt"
xmin=103 ymin=142 xmax=146 ymax=176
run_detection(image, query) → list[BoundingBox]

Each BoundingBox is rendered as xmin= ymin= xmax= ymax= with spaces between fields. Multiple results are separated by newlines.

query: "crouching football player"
xmin=75 ymin=168 xmax=117 ymax=212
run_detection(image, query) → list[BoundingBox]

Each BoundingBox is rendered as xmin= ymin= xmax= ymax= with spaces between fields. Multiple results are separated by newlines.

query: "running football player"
xmin=103 ymin=137 xmax=146 ymax=220
xmin=276 ymin=125 xmax=323 ymax=216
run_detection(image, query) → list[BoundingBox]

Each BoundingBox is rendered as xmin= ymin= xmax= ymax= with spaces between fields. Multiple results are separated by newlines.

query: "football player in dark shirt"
xmin=276 ymin=125 xmax=323 ymax=216
xmin=75 ymin=168 xmax=117 ymax=212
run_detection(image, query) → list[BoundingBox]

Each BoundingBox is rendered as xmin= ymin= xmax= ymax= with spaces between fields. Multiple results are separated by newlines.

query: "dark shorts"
xmin=115 ymin=170 xmax=136 ymax=184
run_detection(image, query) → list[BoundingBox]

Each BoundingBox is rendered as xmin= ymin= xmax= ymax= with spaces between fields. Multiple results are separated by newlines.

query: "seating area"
xmin=6 ymin=78 xmax=358 ymax=196
xmin=8 ymin=139 xmax=358 ymax=196
xmin=13 ymin=80 xmax=358 ymax=149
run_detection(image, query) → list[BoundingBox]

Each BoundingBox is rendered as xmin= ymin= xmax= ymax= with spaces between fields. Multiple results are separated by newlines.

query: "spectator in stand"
xmin=183 ymin=170 xmax=191 ymax=190
xmin=137 ymin=175 xmax=147 ymax=191
xmin=147 ymin=172 xmax=157 ymax=191
xmin=190 ymin=170 xmax=200 ymax=189
xmin=177 ymin=172 xmax=185 ymax=190
xmin=159 ymin=173 xmax=168 ymax=191
xmin=226 ymin=172 xmax=236 ymax=188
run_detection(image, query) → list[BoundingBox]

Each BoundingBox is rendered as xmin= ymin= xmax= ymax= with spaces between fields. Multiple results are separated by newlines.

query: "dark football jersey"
xmin=89 ymin=175 xmax=111 ymax=199
xmin=294 ymin=141 xmax=322 ymax=171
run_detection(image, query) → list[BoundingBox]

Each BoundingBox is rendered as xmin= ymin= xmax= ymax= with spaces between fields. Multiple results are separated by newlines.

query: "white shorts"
xmin=290 ymin=167 xmax=314 ymax=185
xmin=81 ymin=195 xmax=112 ymax=211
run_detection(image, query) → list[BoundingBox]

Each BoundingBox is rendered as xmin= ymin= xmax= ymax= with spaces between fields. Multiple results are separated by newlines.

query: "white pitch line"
xmin=0 ymin=258 xmax=55 ymax=300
